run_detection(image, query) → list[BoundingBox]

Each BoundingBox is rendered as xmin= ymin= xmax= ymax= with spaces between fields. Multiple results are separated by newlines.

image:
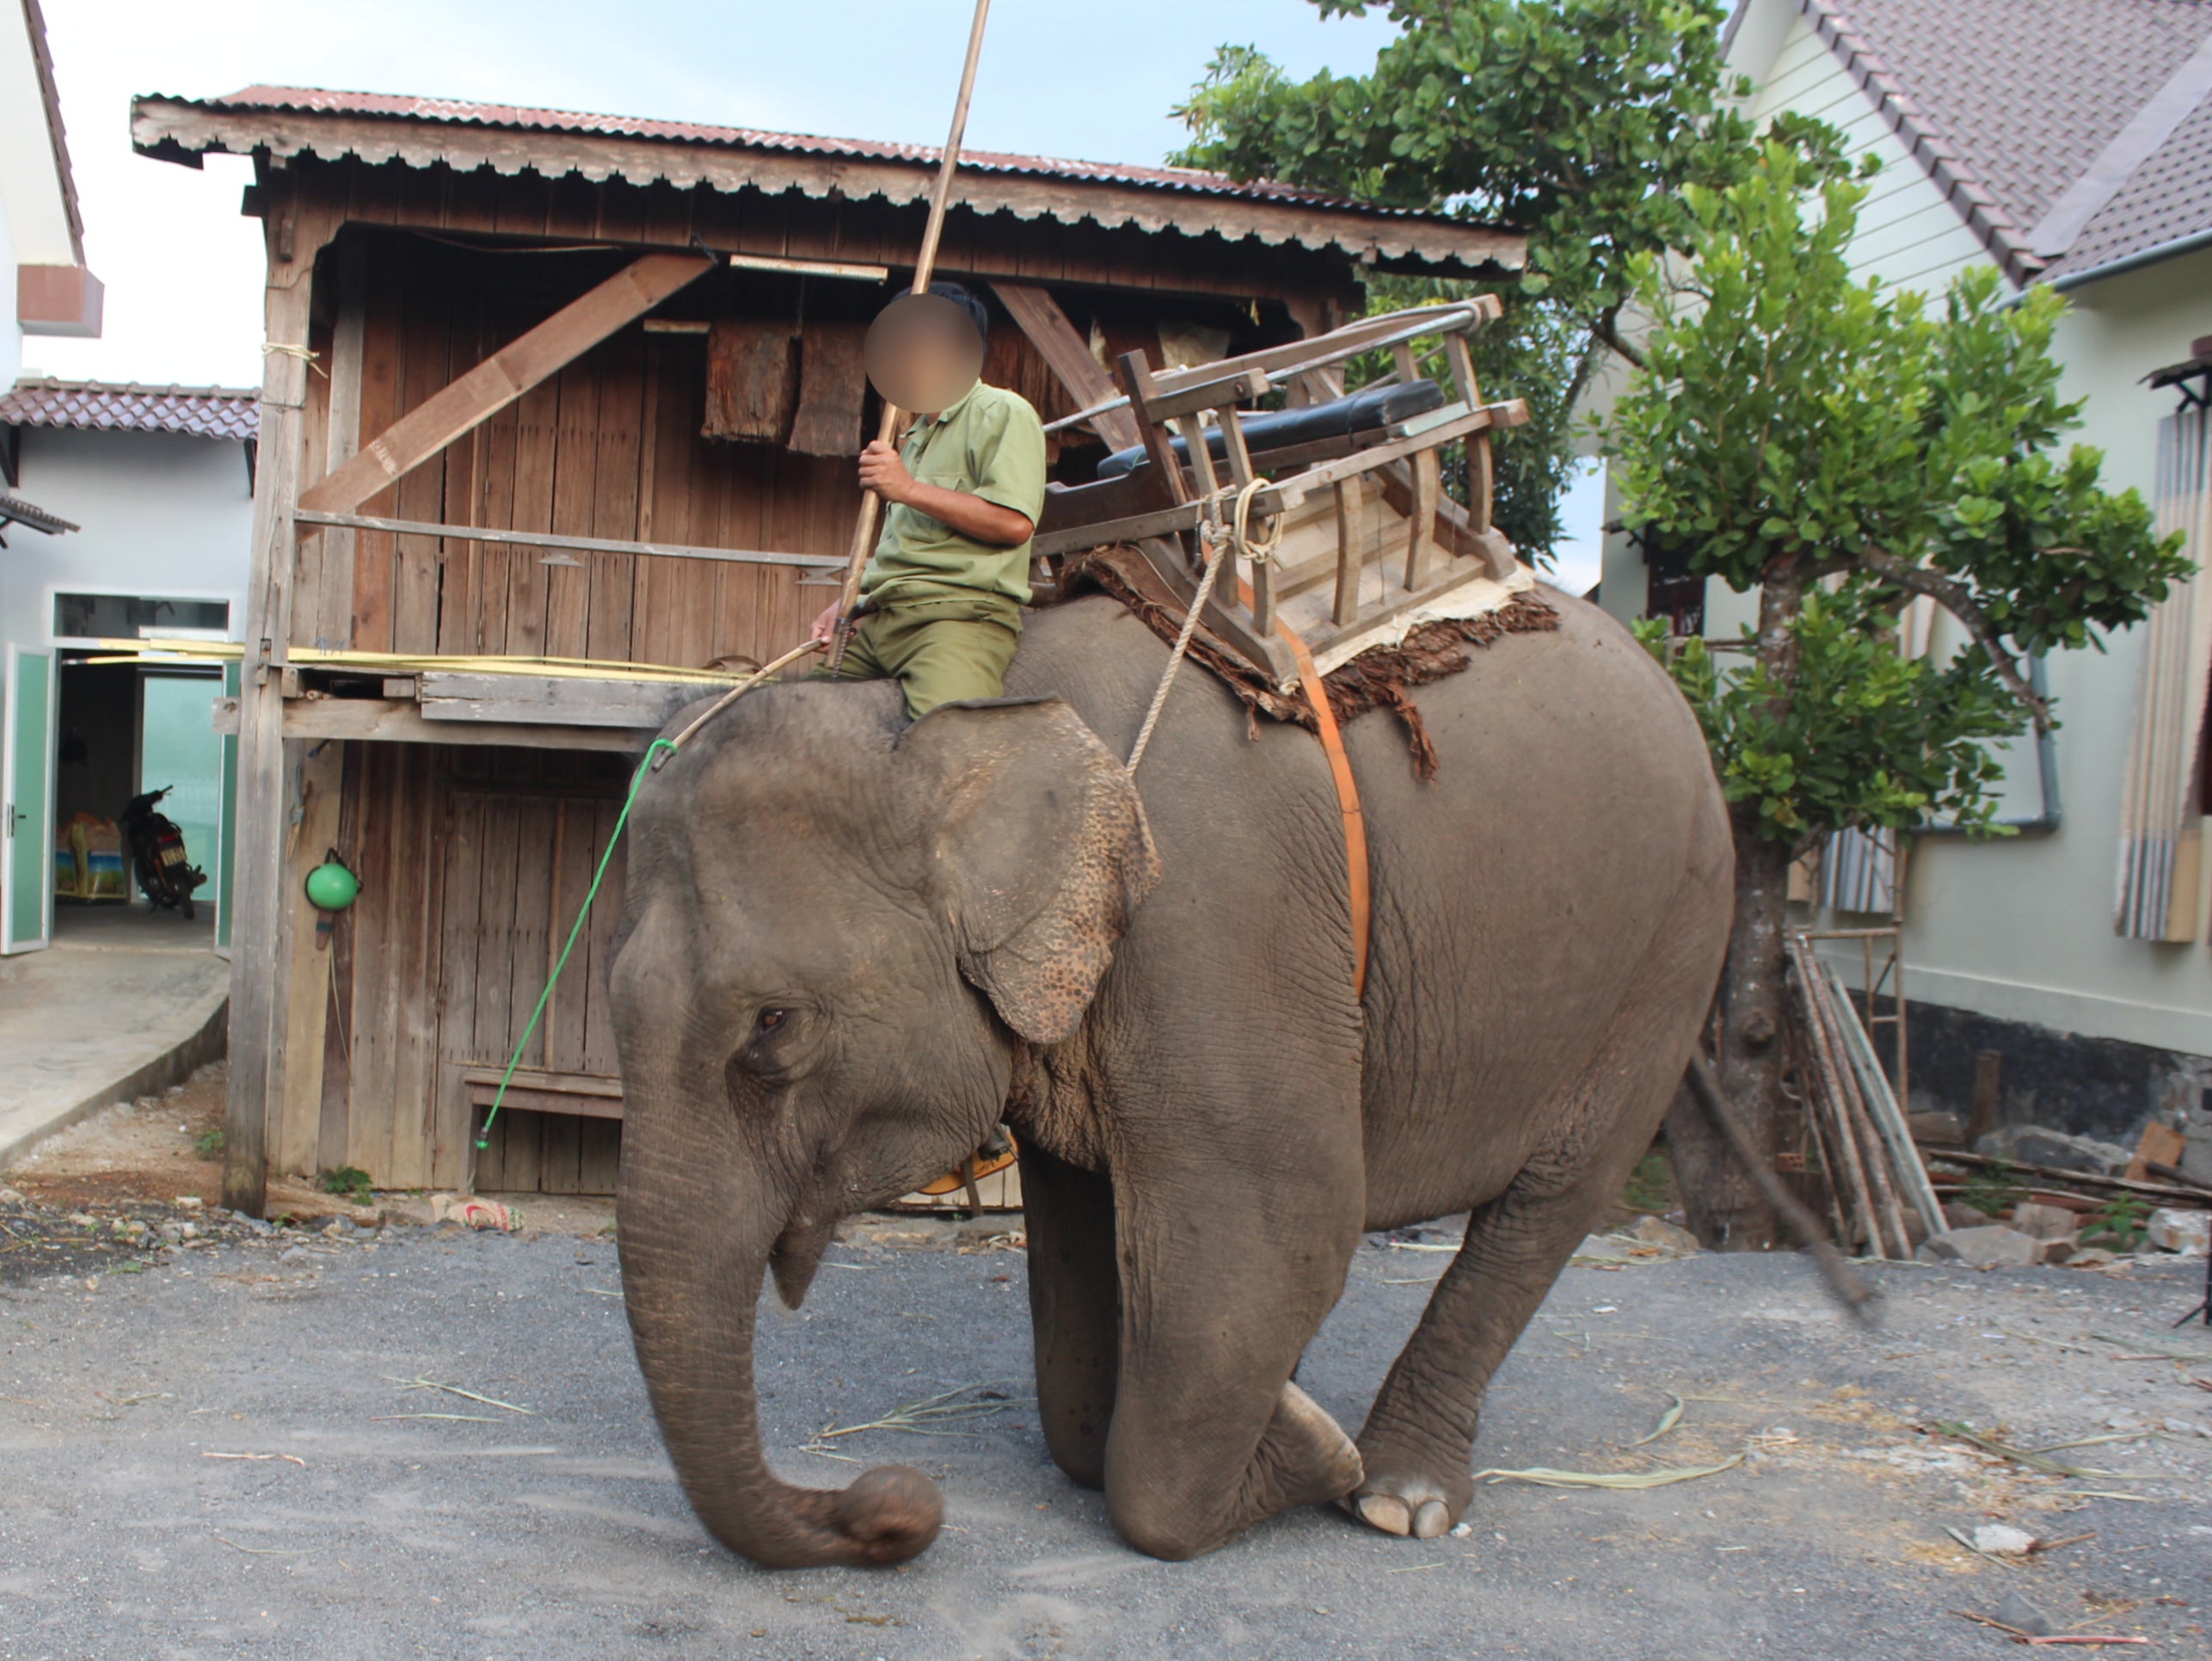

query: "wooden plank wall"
xmin=446 ymin=750 xmax=630 ymax=1197
xmin=289 ymin=165 xmax=1351 ymax=1193
xmin=322 ymin=224 xmax=1281 ymax=675
xmin=316 ymin=744 xmax=631 ymax=1193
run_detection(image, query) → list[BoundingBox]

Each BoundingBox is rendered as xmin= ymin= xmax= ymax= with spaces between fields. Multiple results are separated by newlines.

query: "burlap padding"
xmin=1057 ymin=544 xmax=1560 ymax=779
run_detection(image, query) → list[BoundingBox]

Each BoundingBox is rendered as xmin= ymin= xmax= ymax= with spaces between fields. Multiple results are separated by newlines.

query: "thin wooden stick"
xmin=654 ymin=638 xmax=826 ymax=765
xmin=1789 ymin=938 xmax=1885 ymax=1255
xmin=1800 ymin=938 xmax=1910 ymax=1258
xmin=1683 ymin=1055 xmax=1877 ymax=1321
xmin=1808 ymin=946 xmax=1914 ymax=1258
xmin=825 ymin=0 xmax=994 ymax=668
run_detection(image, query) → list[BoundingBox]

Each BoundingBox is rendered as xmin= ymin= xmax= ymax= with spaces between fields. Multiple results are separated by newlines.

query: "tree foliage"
xmin=1170 ymin=1 xmax=1770 ymax=564
xmin=1656 ymin=590 xmax=2020 ymax=845
xmin=1614 ymin=143 xmax=2188 ymax=848
xmin=1173 ymin=2 xmax=1758 ymax=348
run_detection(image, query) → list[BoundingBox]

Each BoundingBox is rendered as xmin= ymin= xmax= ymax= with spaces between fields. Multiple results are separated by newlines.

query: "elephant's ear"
xmin=905 ymin=698 xmax=1162 ymax=1043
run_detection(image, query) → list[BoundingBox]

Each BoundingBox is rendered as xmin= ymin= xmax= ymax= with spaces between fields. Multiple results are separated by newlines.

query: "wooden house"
xmin=127 ymin=87 xmax=1524 ymax=1211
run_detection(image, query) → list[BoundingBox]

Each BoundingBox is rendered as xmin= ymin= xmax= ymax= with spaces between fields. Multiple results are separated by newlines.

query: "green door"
xmin=3 ymin=646 xmax=55 ymax=953
xmin=214 ymin=661 xmax=239 ymax=957
xmin=139 ymin=671 xmax=224 ymax=929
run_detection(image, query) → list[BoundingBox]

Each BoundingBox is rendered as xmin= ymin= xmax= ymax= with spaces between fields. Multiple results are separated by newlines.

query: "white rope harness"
xmin=1125 ymin=474 xmax=1285 ymax=774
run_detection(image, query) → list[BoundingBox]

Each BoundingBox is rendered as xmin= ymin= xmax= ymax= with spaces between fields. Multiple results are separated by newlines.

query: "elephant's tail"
xmin=1685 ymin=1055 xmax=1881 ymax=1326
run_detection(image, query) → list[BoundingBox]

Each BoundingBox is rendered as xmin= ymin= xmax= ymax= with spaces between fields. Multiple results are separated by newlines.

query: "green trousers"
xmin=813 ymin=600 xmax=1020 ymax=718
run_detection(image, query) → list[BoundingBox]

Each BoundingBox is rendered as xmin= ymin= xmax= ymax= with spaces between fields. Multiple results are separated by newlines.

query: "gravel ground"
xmin=0 ymin=1194 xmax=2207 ymax=1661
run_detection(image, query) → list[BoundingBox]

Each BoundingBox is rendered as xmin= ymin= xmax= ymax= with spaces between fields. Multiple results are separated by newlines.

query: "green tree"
xmin=1171 ymin=0 xmax=1774 ymax=564
xmin=1613 ymin=144 xmax=2186 ymax=1246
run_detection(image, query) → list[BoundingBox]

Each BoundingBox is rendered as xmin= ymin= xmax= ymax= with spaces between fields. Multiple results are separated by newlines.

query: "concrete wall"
xmin=0 ymin=425 xmax=250 ymax=656
xmin=1889 ymin=248 xmax=2212 ymax=1063
xmin=0 ymin=184 xmax=19 ymax=391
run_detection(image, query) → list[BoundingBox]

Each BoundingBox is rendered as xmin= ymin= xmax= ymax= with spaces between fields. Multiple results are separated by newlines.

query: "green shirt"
xmin=861 ymin=380 xmax=1048 ymax=625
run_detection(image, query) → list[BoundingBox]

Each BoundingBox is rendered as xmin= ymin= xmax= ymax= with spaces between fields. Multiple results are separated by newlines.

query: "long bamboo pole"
xmin=824 ymin=0 xmax=995 ymax=670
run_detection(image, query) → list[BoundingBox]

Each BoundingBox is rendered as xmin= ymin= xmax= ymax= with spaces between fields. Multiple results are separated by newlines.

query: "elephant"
xmin=607 ymin=583 xmax=1734 ymax=1570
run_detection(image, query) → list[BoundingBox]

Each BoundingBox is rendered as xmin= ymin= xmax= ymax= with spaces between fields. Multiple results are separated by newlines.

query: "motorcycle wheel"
xmin=181 ymin=896 xmax=196 ymax=921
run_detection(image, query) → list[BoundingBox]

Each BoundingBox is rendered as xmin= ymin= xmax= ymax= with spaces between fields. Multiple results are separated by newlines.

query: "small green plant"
xmin=318 ymin=1166 xmax=374 ymax=1204
xmin=1622 ymin=1149 xmax=1678 ymax=1215
xmin=1960 ymin=1163 xmax=2028 ymax=1218
xmin=2079 ymin=1193 xmax=2151 ymax=1252
xmin=192 ymin=1128 xmax=224 ymax=1160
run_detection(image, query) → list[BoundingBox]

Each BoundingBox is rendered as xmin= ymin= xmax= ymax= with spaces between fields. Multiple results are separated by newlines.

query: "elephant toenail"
xmin=1355 ymin=1493 xmax=1411 ymax=1536
xmin=1412 ymin=1499 xmax=1451 ymax=1539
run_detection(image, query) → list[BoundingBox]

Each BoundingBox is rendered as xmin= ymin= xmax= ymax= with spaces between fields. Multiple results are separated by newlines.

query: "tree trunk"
xmin=1668 ymin=557 xmax=1810 ymax=1251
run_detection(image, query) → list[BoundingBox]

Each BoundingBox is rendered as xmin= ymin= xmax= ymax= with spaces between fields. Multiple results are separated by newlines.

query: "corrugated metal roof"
xmin=190 ymin=83 xmax=1419 ymax=213
xmin=128 ymin=85 xmax=1525 ymax=275
xmin=0 ymin=378 xmax=259 ymax=442
xmin=207 ymin=85 xmax=1379 ymax=208
xmin=1771 ymin=0 xmax=2212 ymax=284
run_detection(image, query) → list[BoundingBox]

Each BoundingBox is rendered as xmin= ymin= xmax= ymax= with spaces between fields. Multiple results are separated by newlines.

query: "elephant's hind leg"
xmin=1018 ymin=1141 xmax=1120 ymax=1490
xmin=1348 ymin=905 xmax=1722 ymax=1539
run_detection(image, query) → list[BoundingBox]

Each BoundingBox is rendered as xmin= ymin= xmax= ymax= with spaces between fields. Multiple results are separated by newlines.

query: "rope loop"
xmin=1125 ymin=476 xmax=1278 ymax=776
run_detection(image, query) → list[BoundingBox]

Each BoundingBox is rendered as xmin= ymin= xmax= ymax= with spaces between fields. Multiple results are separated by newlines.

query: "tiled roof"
xmin=2054 ymin=68 xmax=2212 ymax=278
xmin=0 ymin=379 xmax=259 ymax=442
xmin=128 ymin=85 xmax=1525 ymax=276
xmin=0 ymin=495 xmax=78 ymax=535
xmin=1771 ymin=0 xmax=2212 ymax=284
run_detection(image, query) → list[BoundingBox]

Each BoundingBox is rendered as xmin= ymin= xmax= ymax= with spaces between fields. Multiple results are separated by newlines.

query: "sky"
xmin=25 ymin=0 xmax=1604 ymax=591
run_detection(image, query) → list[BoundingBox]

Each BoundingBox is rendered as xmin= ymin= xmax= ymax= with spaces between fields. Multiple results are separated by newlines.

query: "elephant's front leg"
xmin=1099 ymin=1135 xmax=1367 ymax=1560
xmin=1018 ymin=1141 xmax=1119 ymax=1490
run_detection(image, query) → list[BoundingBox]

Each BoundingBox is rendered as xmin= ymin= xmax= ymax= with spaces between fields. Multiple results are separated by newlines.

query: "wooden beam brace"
xmin=988 ymin=281 xmax=1143 ymax=451
xmin=298 ymin=250 xmax=714 ymax=519
xmin=415 ymin=671 xmax=704 ymax=729
xmin=1140 ymin=366 xmax=1271 ymax=425
xmin=225 ymin=693 xmax=655 ymax=752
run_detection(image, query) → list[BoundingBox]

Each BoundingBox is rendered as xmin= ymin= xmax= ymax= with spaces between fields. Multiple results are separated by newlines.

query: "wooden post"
xmin=1115 ymin=350 xmax=1190 ymax=508
xmin=1218 ymin=407 xmax=1273 ymax=634
xmin=222 ymin=172 xmax=324 ymax=1217
xmin=310 ymin=246 xmax=367 ymax=650
xmin=1967 ymin=1049 xmax=2002 ymax=1148
xmin=1330 ymin=483 xmax=1361 ymax=626
xmin=1403 ymin=447 xmax=1441 ymax=591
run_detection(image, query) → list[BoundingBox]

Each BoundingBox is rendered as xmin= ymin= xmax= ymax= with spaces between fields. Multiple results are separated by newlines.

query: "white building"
xmin=1 ymin=0 xmax=249 ymax=956
xmin=1601 ymin=0 xmax=2212 ymax=1166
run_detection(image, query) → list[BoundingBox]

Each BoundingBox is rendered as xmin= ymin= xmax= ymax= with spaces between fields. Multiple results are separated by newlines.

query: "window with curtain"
xmin=2115 ymin=408 xmax=2212 ymax=942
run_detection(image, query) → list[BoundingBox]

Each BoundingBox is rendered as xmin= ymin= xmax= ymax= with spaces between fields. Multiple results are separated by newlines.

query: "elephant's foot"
xmin=1337 ymin=1449 xmax=1472 ymax=1540
xmin=1262 ymin=1381 xmax=1366 ymax=1511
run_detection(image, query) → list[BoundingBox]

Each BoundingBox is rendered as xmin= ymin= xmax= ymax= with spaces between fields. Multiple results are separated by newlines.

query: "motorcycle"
xmin=119 ymin=786 xmax=207 ymax=920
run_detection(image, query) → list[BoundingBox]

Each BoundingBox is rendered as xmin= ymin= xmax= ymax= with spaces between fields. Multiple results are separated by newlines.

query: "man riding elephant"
xmin=808 ymin=281 xmax=1048 ymax=717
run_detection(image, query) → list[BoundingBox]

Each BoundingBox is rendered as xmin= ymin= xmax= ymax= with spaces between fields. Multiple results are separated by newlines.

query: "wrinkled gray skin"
xmin=609 ymin=588 xmax=1732 ymax=1569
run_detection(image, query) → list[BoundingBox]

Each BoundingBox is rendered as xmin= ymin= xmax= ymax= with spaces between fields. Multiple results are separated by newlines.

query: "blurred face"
xmin=864 ymin=292 xmax=986 ymax=415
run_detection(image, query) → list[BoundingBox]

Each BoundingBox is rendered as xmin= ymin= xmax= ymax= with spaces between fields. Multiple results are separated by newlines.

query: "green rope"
xmin=476 ymin=738 xmax=676 ymax=1150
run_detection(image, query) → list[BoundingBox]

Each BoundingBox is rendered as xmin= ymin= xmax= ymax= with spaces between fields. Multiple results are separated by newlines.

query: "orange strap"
xmin=1241 ymin=580 xmax=1370 ymax=1000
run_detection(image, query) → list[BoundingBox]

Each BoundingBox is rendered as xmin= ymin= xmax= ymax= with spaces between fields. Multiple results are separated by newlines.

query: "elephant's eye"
xmin=756 ymin=1008 xmax=789 ymax=1035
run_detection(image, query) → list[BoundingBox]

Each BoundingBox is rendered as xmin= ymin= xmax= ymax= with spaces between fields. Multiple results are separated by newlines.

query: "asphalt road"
xmin=1 ymin=1201 xmax=2207 ymax=1660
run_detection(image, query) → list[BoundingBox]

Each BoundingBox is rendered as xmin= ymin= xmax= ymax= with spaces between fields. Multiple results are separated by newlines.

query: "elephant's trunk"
xmin=617 ymin=1119 xmax=941 ymax=1569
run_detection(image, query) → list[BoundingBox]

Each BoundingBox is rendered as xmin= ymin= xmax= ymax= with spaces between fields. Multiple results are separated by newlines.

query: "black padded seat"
xmin=1092 ymin=378 xmax=1449 ymax=481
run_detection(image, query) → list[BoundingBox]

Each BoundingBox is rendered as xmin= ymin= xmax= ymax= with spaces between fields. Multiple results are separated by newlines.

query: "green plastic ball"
xmin=304 ymin=859 xmax=360 ymax=911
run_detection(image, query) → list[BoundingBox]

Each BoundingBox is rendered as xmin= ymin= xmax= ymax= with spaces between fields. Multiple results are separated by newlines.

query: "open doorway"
xmin=51 ymin=658 xmax=222 ymax=949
